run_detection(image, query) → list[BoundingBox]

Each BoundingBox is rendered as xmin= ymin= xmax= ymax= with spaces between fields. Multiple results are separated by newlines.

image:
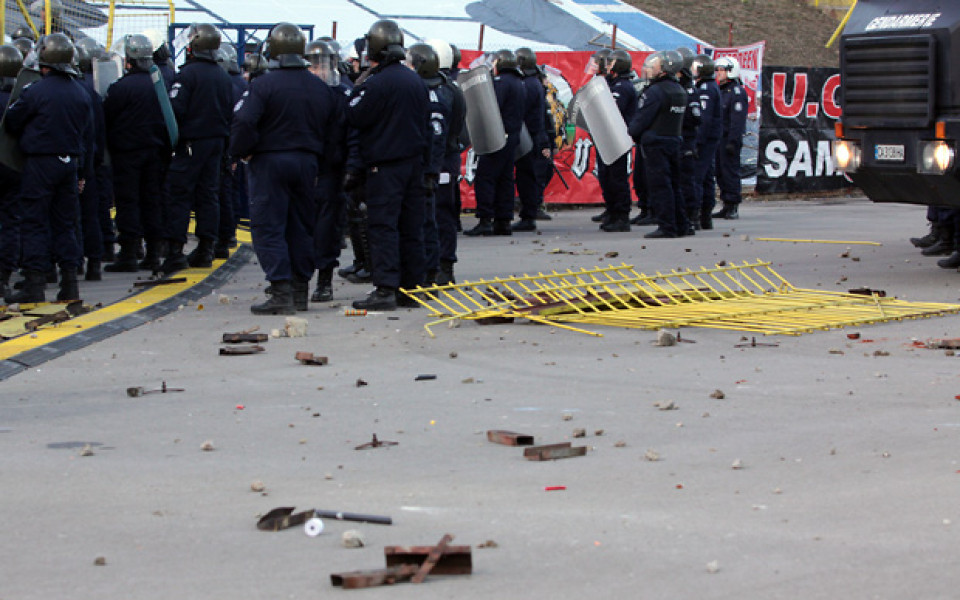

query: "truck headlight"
xmin=832 ymin=140 xmax=861 ymax=173
xmin=918 ymin=141 xmax=955 ymax=174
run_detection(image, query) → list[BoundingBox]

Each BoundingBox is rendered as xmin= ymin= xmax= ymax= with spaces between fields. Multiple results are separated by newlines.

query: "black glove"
xmin=725 ymin=142 xmax=738 ymax=156
xmin=343 ymin=170 xmax=363 ymax=193
xmin=423 ymin=172 xmax=439 ymax=196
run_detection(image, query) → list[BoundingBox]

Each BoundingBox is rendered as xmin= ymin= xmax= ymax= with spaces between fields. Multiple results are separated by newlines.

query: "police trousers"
xmin=19 ymin=155 xmax=82 ymax=272
xmin=365 ymin=156 xmax=425 ymax=290
xmin=166 ymin=137 xmax=224 ymax=244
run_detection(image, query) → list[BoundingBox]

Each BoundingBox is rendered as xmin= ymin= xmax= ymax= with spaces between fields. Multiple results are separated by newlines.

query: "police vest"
xmin=650 ymin=77 xmax=687 ymax=137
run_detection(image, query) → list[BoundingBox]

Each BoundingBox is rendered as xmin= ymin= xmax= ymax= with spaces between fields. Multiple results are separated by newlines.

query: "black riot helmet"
xmin=74 ymin=37 xmax=101 ymax=73
xmin=676 ymin=46 xmax=695 ymax=74
xmin=244 ymin=53 xmax=268 ymax=81
xmin=305 ymin=39 xmax=340 ymax=85
xmin=186 ymin=23 xmax=221 ymax=61
xmin=692 ymin=54 xmax=714 ymax=80
xmin=406 ymin=43 xmax=438 ymax=79
xmin=318 ymin=36 xmax=341 ymax=55
xmin=365 ymin=19 xmax=404 ymax=64
xmin=219 ymin=41 xmax=240 ymax=74
xmin=660 ymin=49 xmax=683 ymax=76
xmin=124 ymin=33 xmax=154 ymax=70
xmin=493 ymin=49 xmax=519 ymax=75
xmin=450 ymin=44 xmax=461 ymax=70
xmin=12 ymin=37 xmax=34 ymax=59
xmin=266 ymin=22 xmax=307 ymax=68
xmin=608 ymin=49 xmax=632 ymax=75
xmin=516 ymin=47 xmax=537 ymax=76
xmin=153 ymin=40 xmax=171 ymax=65
xmin=11 ymin=26 xmax=36 ymax=42
xmin=37 ymin=33 xmax=77 ymax=75
xmin=0 ymin=44 xmax=24 ymax=77
xmin=591 ymin=48 xmax=612 ymax=74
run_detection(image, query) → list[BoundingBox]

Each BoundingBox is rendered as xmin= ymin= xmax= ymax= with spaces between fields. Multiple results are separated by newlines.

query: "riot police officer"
xmin=161 ymin=23 xmax=233 ymax=273
xmin=0 ymin=45 xmax=23 ymax=299
xmin=465 ymin=49 xmax=524 ymax=237
xmin=596 ymin=49 xmax=637 ymax=232
xmin=4 ymin=33 xmax=92 ymax=303
xmin=215 ymin=40 xmax=248 ymax=260
xmin=345 ymin=19 xmax=431 ymax=311
xmin=628 ymin=50 xmax=687 ymax=239
xmin=425 ymin=38 xmax=465 ymax=285
xmin=692 ymin=54 xmax=723 ymax=230
xmin=676 ymin=47 xmax=702 ymax=235
xmin=712 ymin=56 xmax=747 ymax=220
xmin=102 ymin=34 xmax=168 ymax=273
xmin=511 ymin=47 xmax=549 ymax=233
xmin=231 ymin=23 xmax=341 ymax=315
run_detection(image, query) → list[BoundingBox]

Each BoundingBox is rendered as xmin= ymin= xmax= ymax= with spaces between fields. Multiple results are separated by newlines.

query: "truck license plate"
xmin=875 ymin=144 xmax=905 ymax=161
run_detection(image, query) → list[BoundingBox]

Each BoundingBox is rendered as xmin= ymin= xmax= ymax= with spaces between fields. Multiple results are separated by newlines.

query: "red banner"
xmin=457 ymin=50 xmax=651 ymax=208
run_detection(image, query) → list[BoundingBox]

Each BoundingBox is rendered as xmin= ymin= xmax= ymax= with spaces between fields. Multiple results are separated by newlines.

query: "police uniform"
xmin=346 ymin=59 xmax=431 ymax=303
xmin=4 ymin=67 xmax=93 ymax=301
xmin=596 ymin=72 xmax=637 ymax=230
xmin=628 ymin=73 xmax=687 ymax=238
xmin=102 ymin=66 xmax=168 ymax=270
xmin=0 ymin=78 xmax=21 ymax=294
xmin=467 ymin=65 xmax=524 ymax=234
xmin=435 ymin=68 xmax=466 ymax=284
xmin=694 ymin=75 xmax=723 ymax=229
xmin=422 ymin=75 xmax=450 ymax=281
xmin=216 ymin=69 xmax=250 ymax=257
xmin=715 ymin=78 xmax=747 ymax=214
xmin=164 ymin=54 xmax=233 ymax=269
xmin=76 ymin=73 xmax=105 ymax=277
xmin=513 ymin=68 xmax=548 ymax=228
xmin=677 ymin=70 xmax=701 ymax=233
xmin=230 ymin=63 xmax=340 ymax=309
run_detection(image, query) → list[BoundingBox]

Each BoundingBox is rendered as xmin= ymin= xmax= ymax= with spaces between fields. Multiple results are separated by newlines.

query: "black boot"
xmin=493 ymin=219 xmax=513 ymax=236
xmin=591 ymin=210 xmax=608 ymax=223
xmin=85 ymin=259 xmax=101 ymax=281
xmin=139 ymin=241 xmax=162 ymax=272
xmin=910 ymin=223 xmax=939 ymax=248
xmin=344 ymin=267 xmax=372 ymax=284
xmin=251 ymin=280 xmax=296 ymax=315
xmin=160 ymin=241 xmax=188 ymax=274
xmin=424 ymin=269 xmax=438 ymax=285
xmin=102 ymin=242 xmax=115 ymax=263
xmin=187 ymin=238 xmax=215 ymax=268
xmin=6 ymin=269 xmax=45 ymax=304
xmin=104 ymin=242 xmax=139 ymax=272
xmin=0 ymin=269 xmax=11 ymax=300
xmin=338 ymin=262 xmax=361 ymax=279
xmin=464 ymin=218 xmax=494 ymax=236
xmin=311 ymin=268 xmax=333 ymax=302
xmin=600 ymin=214 xmax=631 ymax=232
xmin=688 ymin=208 xmax=701 ymax=231
xmin=712 ymin=203 xmax=739 ymax=219
xmin=937 ymin=248 xmax=960 ymax=269
xmin=436 ymin=260 xmax=455 ymax=285
xmin=921 ymin=225 xmax=953 ymax=256
xmin=535 ymin=206 xmax=552 ymax=220
xmin=631 ymin=210 xmax=656 ymax=226
xmin=700 ymin=211 xmax=713 ymax=230
xmin=292 ymin=278 xmax=309 ymax=311
xmin=352 ymin=286 xmax=397 ymax=311
xmin=57 ymin=267 xmax=80 ymax=302
xmin=512 ymin=218 xmax=537 ymax=232
xmin=213 ymin=240 xmax=231 ymax=259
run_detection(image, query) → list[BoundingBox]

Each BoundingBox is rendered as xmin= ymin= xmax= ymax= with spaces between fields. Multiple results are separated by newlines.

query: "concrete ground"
xmin=2 ymin=197 xmax=959 ymax=599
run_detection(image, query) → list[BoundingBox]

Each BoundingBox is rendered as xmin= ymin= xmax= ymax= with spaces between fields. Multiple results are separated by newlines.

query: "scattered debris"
xmin=847 ymin=332 xmax=861 ymax=340
xmin=477 ymin=540 xmax=498 ymax=549
xmin=126 ymin=381 xmax=184 ymax=397
xmin=486 ymin=430 xmax=534 ymax=446
xmin=644 ymin=449 xmax=660 ymax=462
xmin=200 ymin=440 xmax=215 ymax=451
xmin=384 ymin=537 xmax=472 ymax=575
xmin=839 ymin=250 xmax=850 ymax=258
xmin=731 ymin=459 xmax=743 ymax=470
xmin=219 ymin=345 xmax=265 ymax=355
xmin=79 ymin=444 xmax=94 ymax=457
xmin=614 ymin=440 xmax=627 ymax=448
xmin=925 ymin=338 xmax=960 ymax=349
xmin=654 ymin=400 xmax=677 ymax=411
xmin=355 ymin=434 xmax=398 ymax=450
xmin=572 ymin=428 xmax=586 ymax=438
xmin=355 ymin=378 xmax=368 ymax=387
xmin=304 ymin=517 xmax=324 ymax=537
xmin=284 ymin=317 xmax=309 ymax=337
xmin=93 ymin=556 xmax=106 ymax=566
xmin=314 ymin=509 xmax=392 ymax=525
xmin=544 ymin=486 xmax=566 ymax=491
xmin=734 ymin=336 xmax=778 ymax=348
xmin=331 ymin=565 xmax=418 ymax=589
xmin=882 ymin=451 xmax=891 ymax=458
xmin=415 ymin=374 xmax=437 ymax=381
xmin=461 ymin=377 xmax=475 ymax=384
xmin=250 ymin=480 xmax=266 ymax=492
xmin=341 ymin=529 xmax=365 ymax=547
xmin=656 ymin=329 xmax=677 ymax=346
xmin=449 ymin=351 xmax=458 ymax=358
xmin=710 ymin=389 xmax=725 ymax=400
xmin=344 ymin=309 xmax=367 ymax=317
xmin=295 ymin=351 xmax=328 ymax=366
xmin=222 ymin=332 xmax=268 ymax=343
xmin=828 ymin=348 xmax=845 ymax=355
xmin=706 ymin=560 xmax=720 ymax=574
xmin=848 ymin=287 xmax=886 ymax=297
xmin=524 ymin=442 xmax=587 ymax=461
xmin=561 ymin=413 xmax=574 ymax=421
xmin=594 ymin=429 xmax=604 ymax=436
xmin=218 ymin=294 xmax=231 ymax=304
xmin=873 ymin=350 xmax=890 ymax=357
xmin=604 ymin=251 xmax=619 ymax=258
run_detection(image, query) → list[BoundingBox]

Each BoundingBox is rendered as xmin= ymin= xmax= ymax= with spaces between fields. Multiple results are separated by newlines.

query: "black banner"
xmin=757 ymin=66 xmax=854 ymax=193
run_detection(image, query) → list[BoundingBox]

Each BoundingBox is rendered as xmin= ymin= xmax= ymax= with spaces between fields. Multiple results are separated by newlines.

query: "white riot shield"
xmin=577 ymin=75 xmax=634 ymax=165
xmin=92 ymin=54 xmax=123 ymax=97
xmin=458 ymin=65 xmax=506 ymax=156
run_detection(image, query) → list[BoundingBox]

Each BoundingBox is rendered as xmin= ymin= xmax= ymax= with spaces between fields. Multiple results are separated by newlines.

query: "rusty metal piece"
xmin=256 ymin=507 xmax=313 ymax=531
xmin=355 ymin=434 xmax=398 ymax=450
xmin=926 ymin=338 xmax=960 ymax=349
xmin=486 ymin=430 xmax=534 ymax=446
xmin=412 ymin=534 xmax=454 ymax=584
xmin=384 ymin=545 xmax=473 ymax=575
xmin=734 ymin=336 xmax=779 ymax=348
xmin=295 ymin=351 xmax=329 ymax=365
xmin=330 ymin=564 xmax=420 ymax=589
xmin=132 ymin=277 xmax=187 ymax=287
xmin=219 ymin=345 xmax=265 ymax=355
xmin=523 ymin=442 xmax=587 ymax=461
xmin=848 ymin=287 xmax=886 ymax=297
xmin=313 ymin=509 xmax=392 ymax=525
xmin=222 ymin=332 xmax=269 ymax=343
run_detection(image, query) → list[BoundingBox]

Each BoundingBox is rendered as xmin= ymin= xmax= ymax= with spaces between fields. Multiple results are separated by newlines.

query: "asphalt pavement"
xmin=2 ymin=197 xmax=959 ymax=599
